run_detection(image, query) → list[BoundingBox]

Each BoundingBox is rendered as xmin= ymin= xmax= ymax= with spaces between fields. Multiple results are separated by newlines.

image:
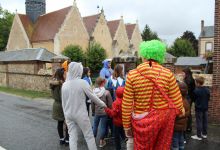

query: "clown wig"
xmin=139 ymin=40 xmax=166 ymax=64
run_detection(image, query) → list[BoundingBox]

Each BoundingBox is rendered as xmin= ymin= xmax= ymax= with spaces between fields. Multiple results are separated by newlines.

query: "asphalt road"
xmin=0 ymin=92 xmax=220 ymax=150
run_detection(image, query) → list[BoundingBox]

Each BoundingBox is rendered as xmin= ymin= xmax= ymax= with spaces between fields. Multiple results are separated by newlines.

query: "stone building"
xmin=6 ymin=0 xmax=143 ymax=59
xmin=83 ymin=10 xmax=113 ymax=57
xmin=198 ymin=20 xmax=214 ymax=57
xmin=125 ymin=23 xmax=143 ymax=56
xmin=107 ymin=17 xmax=130 ymax=57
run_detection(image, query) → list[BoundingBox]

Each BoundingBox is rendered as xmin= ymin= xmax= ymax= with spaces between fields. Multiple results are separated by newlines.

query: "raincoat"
xmin=99 ymin=60 xmax=112 ymax=80
xmin=62 ymin=62 xmax=106 ymax=150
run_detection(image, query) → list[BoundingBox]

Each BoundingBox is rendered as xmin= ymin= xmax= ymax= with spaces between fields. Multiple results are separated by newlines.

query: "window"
xmin=205 ymin=42 xmax=213 ymax=52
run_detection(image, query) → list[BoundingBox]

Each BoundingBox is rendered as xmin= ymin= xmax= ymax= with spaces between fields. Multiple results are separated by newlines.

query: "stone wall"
xmin=199 ymin=37 xmax=214 ymax=56
xmin=32 ymin=41 xmax=54 ymax=53
xmin=130 ymin=25 xmax=143 ymax=55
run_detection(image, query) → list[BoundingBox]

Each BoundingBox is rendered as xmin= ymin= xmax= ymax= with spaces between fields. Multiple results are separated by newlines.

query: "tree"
xmin=141 ymin=24 xmax=160 ymax=41
xmin=86 ymin=42 xmax=106 ymax=73
xmin=180 ymin=31 xmax=198 ymax=56
xmin=62 ymin=45 xmax=85 ymax=64
xmin=0 ymin=6 xmax=14 ymax=51
xmin=167 ymin=38 xmax=196 ymax=57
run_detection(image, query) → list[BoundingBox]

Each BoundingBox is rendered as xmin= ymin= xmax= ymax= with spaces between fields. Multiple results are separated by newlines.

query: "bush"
xmin=86 ymin=42 xmax=106 ymax=73
xmin=62 ymin=45 xmax=85 ymax=64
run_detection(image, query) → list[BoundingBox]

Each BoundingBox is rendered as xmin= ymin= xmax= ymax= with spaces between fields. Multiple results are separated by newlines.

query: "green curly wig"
xmin=139 ymin=40 xmax=166 ymax=64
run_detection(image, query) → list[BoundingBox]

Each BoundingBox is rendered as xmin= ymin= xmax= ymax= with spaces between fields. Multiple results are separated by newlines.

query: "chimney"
xmin=201 ymin=20 xmax=205 ymax=35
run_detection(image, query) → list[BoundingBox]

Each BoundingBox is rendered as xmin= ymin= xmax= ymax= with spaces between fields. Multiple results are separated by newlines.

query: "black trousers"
xmin=57 ymin=121 xmax=69 ymax=140
xmin=114 ymin=125 xmax=125 ymax=150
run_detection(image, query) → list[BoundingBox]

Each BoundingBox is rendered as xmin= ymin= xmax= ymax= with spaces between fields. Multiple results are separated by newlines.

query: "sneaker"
xmin=201 ymin=134 xmax=207 ymax=139
xmin=99 ymin=140 xmax=106 ymax=148
xmin=184 ymin=140 xmax=186 ymax=144
xmin=59 ymin=138 xmax=65 ymax=145
xmin=191 ymin=135 xmax=202 ymax=141
xmin=65 ymin=140 xmax=69 ymax=146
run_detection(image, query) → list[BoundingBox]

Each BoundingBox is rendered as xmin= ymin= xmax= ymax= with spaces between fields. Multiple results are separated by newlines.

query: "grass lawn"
xmin=0 ymin=86 xmax=51 ymax=99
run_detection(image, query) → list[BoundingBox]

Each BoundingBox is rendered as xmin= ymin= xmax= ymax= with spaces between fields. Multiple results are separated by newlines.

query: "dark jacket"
xmin=174 ymin=97 xmax=190 ymax=131
xmin=184 ymin=77 xmax=195 ymax=102
xmin=194 ymin=86 xmax=210 ymax=111
xmin=50 ymin=80 xmax=65 ymax=121
xmin=105 ymin=87 xmax=124 ymax=127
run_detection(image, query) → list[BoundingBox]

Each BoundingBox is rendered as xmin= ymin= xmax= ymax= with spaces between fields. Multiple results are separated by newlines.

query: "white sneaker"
xmin=184 ymin=140 xmax=186 ymax=144
xmin=201 ymin=134 xmax=207 ymax=139
xmin=191 ymin=135 xmax=202 ymax=140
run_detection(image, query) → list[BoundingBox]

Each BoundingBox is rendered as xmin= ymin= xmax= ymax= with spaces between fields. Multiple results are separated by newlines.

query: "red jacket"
xmin=105 ymin=87 xmax=124 ymax=127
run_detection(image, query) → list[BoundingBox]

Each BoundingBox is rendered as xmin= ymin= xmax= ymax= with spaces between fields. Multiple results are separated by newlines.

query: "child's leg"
xmin=195 ymin=111 xmax=202 ymax=137
xmin=93 ymin=115 xmax=100 ymax=137
xmin=114 ymin=126 xmax=121 ymax=150
xmin=99 ymin=115 xmax=108 ymax=141
xmin=57 ymin=121 xmax=64 ymax=139
xmin=179 ymin=132 xmax=184 ymax=150
xmin=202 ymin=111 xmax=208 ymax=135
xmin=171 ymin=131 xmax=179 ymax=150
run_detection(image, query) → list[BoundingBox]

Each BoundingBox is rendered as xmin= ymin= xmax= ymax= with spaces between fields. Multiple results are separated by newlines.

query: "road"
xmin=0 ymin=92 xmax=219 ymax=150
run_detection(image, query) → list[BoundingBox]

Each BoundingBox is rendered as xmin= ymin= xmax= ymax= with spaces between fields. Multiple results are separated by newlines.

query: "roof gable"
xmin=18 ymin=6 xmax=72 ymax=42
xmin=107 ymin=20 xmax=120 ymax=38
xmin=200 ymin=26 xmax=214 ymax=38
xmin=125 ymin=24 xmax=136 ymax=40
xmin=83 ymin=14 xmax=100 ymax=36
xmin=0 ymin=48 xmax=56 ymax=62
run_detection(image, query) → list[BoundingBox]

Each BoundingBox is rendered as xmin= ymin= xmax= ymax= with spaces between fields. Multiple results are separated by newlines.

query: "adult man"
xmin=122 ymin=40 xmax=185 ymax=150
xmin=62 ymin=62 xmax=106 ymax=150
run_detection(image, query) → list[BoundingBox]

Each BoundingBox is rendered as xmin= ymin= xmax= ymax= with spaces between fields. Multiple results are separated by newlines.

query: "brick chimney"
xmin=210 ymin=0 xmax=220 ymax=124
xmin=201 ymin=20 xmax=205 ymax=35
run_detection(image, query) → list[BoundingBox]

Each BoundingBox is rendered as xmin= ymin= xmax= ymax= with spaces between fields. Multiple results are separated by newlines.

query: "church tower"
xmin=25 ymin=0 xmax=46 ymax=23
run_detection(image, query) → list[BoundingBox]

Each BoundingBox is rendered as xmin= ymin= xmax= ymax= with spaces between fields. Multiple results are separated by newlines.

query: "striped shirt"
xmin=122 ymin=61 xmax=184 ymax=129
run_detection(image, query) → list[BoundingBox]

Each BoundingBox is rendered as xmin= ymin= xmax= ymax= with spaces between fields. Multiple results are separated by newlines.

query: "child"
xmin=92 ymin=77 xmax=113 ymax=148
xmin=171 ymin=81 xmax=190 ymax=150
xmin=105 ymin=86 xmax=126 ymax=150
xmin=191 ymin=76 xmax=210 ymax=140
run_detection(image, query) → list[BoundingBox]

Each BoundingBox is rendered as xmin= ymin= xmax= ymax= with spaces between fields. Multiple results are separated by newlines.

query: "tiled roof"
xmin=0 ymin=48 xmax=56 ymax=62
xmin=125 ymin=24 xmax=136 ymax=40
xmin=175 ymin=57 xmax=207 ymax=66
xmin=83 ymin=14 xmax=100 ymax=36
xmin=199 ymin=26 xmax=214 ymax=38
xmin=18 ymin=6 xmax=72 ymax=42
xmin=18 ymin=14 xmax=34 ymax=39
xmin=107 ymin=20 xmax=120 ymax=38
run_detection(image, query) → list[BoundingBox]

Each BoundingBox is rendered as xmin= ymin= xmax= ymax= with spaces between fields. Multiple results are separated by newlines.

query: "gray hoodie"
xmin=92 ymin=87 xmax=113 ymax=115
xmin=62 ymin=62 xmax=106 ymax=121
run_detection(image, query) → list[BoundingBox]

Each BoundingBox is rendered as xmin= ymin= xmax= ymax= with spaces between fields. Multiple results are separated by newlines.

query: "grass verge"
xmin=0 ymin=86 xmax=51 ymax=99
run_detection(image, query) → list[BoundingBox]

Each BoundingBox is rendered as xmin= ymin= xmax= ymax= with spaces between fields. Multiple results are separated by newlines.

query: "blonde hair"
xmin=195 ymin=76 xmax=205 ymax=86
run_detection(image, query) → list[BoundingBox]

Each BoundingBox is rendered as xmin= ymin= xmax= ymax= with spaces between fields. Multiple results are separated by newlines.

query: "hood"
xmin=102 ymin=59 xmax=109 ymax=69
xmin=93 ymin=87 xmax=106 ymax=98
xmin=66 ymin=62 xmax=83 ymax=81
xmin=116 ymin=86 xmax=125 ymax=99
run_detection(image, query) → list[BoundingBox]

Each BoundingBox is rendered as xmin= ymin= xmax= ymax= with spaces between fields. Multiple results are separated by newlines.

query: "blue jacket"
xmin=107 ymin=77 xmax=125 ymax=100
xmin=194 ymin=87 xmax=210 ymax=111
xmin=100 ymin=60 xmax=111 ymax=80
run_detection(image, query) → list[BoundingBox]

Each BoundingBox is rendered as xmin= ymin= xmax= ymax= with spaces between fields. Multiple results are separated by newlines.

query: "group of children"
xmin=50 ymin=60 xmax=210 ymax=150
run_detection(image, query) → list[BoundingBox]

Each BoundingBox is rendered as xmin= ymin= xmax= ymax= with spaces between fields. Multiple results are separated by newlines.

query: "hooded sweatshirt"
xmin=62 ymin=62 xmax=106 ymax=121
xmin=99 ymin=60 xmax=111 ymax=80
xmin=105 ymin=87 xmax=124 ymax=127
xmin=92 ymin=87 xmax=112 ymax=115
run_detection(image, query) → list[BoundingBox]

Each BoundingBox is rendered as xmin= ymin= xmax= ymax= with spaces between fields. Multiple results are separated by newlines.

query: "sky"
xmin=0 ymin=0 xmax=215 ymax=45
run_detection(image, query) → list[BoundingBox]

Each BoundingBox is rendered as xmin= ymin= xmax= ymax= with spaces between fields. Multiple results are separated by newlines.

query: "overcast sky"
xmin=0 ymin=0 xmax=215 ymax=45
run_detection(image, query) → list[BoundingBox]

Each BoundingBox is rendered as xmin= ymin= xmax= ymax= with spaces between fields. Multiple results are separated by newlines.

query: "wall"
xmin=92 ymin=14 xmax=113 ymax=58
xmin=130 ymin=25 xmax=143 ymax=55
xmin=199 ymin=37 xmax=214 ymax=56
xmin=32 ymin=41 xmax=54 ymax=53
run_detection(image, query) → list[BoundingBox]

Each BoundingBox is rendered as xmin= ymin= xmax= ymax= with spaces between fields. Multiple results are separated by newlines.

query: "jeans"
xmin=195 ymin=110 xmax=208 ymax=137
xmin=93 ymin=115 xmax=108 ymax=139
xmin=171 ymin=131 xmax=184 ymax=150
xmin=114 ymin=126 xmax=125 ymax=150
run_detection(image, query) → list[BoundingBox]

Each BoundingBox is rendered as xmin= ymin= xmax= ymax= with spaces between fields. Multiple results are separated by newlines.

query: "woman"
xmin=122 ymin=40 xmax=185 ymax=150
xmin=61 ymin=62 xmax=107 ymax=150
xmin=183 ymin=67 xmax=196 ymax=133
xmin=82 ymin=67 xmax=93 ymax=116
xmin=50 ymin=68 xmax=69 ymax=145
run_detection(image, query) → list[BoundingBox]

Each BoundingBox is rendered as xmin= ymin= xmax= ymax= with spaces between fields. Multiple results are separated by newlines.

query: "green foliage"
xmin=180 ymin=31 xmax=198 ymax=56
xmin=168 ymin=38 xmax=196 ymax=57
xmin=86 ymin=42 xmax=106 ymax=73
xmin=0 ymin=6 xmax=14 ymax=51
xmin=141 ymin=24 xmax=160 ymax=41
xmin=62 ymin=44 xmax=85 ymax=64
